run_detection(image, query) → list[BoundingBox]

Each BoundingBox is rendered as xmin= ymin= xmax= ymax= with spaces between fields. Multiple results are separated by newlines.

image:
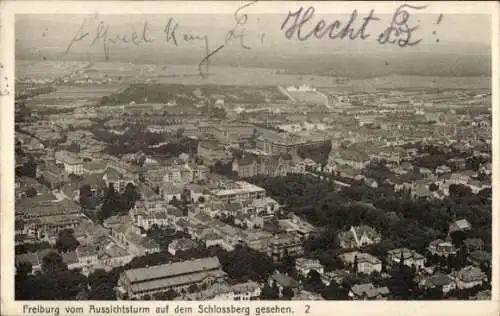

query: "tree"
xmin=68 ymin=141 xmax=81 ymax=153
xmin=25 ymin=187 xmax=38 ymax=198
xmin=176 ymin=128 xmax=185 ymax=138
xmin=282 ymin=286 xmax=295 ymax=300
xmin=260 ymin=282 xmax=278 ymax=300
xmin=305 ymin=269 xmax=325 ymax=293
xmin=322 ymin=281 xmax=349 ymax=300
xmin=42 ymin=252 xmax=67 ymax=274
xmin=100 ymin=184 xmax=121 ymax=221
xmin=429 ymin=183 xmax=439 ymax=192
xmin=79 ymin=184 xmax=95 ymax=210
xmin=55 ymin=229 xmax=80 ymax=253
xmin=188 ymin=284 xmax=200 ymax=294
xmin=121 ymin=183 xmax=141 ymax=212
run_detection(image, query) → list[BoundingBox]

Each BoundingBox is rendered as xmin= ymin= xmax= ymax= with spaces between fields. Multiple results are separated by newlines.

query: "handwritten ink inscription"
xmin=64 ymin=1 xmax=261 ymax=78
xmin=281 ymin=4 xmax=431 ymax=47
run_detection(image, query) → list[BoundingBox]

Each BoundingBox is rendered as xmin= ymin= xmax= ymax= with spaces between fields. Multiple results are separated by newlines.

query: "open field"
xmin=23 ymin=85 xmax=125 ymax=108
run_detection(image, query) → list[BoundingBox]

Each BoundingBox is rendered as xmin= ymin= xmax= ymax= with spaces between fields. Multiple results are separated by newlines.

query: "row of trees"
xmin=247 ymin=172 xmax=492 ymax=256
xmin=99 ymin=183 xmax=141 ymax=222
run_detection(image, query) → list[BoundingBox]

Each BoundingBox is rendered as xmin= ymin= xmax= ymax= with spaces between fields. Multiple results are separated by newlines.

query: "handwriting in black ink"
xmin=377 ymin=4 xmax=427 ymax=47
xmin=224 ymin=0 xmax=258 ymax=49
xmin=65 ymin=15 xmax=94 ymax=55
xmin=198 ymin=0 xmax=259 ymax=78
xmin=66 ymin=15 xmax=154 ymax=61
xmin=281 ymin=6 xmax=379 ymax=41
xmin=164 ymin=17 xmax=179 ymax=46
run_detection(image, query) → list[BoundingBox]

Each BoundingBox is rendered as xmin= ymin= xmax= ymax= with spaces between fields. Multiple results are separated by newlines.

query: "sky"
xmin=16 ymin=10 xmax=492 ymax=57
xmin=13 ymin=5 xmax=492 ymax=78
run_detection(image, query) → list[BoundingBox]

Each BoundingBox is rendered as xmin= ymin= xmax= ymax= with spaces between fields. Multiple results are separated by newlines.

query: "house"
xmin=365 ymin=178 xmax=378 ymax=188
xmin=232 ymin=154 xmax=289 ymax=178
xmin=449 ymin=219 xmax=472 ymax=234
xmin=38 ymin=162 xmax=68 ymax=189
xmin=231 ymin=281 xmax=262 ymax=300
xmin=292 ymin=291 xmax=325 ymax=300
xmin=435 ymin=165 xmax=452 ymax=175
xmin=419 ymin=167 xmax=433 ymax=177
xmin=266 ymin=232 xmax=304 ymax=262
xmin=208 ymin=180 xmax=266 ymax=204
xmin=471 ymin=289 xmax=492 ymax=300
xmin=76 ymin=245 xmax=99 ymax=273
xmin=450 ymin=266 xmax=487 ymax=289
xmin=268 ymin=272 xmax=300 ymax=298
xmin=99 ymin=243 xmax=134 ymax=269
xmin=467 ymin=250 xmax=491 ymax=267
xmin=463 ymin=238 xmax=484 ymax=253
xmin=62 ymin=251 xmax=81 ymax=271
xmin=334 ymin=149 xmax=370 ymax=170
xmin=417 ymin=273 xmax=456 ymax=294
xmin=160 ymin=183 xmax=183 ymax=203
xmin=15 ymin=252 xmax=43 ymax=275
xmin=278 ymin=214 xmax=317 ymax=239
xmin=102 ymin=167 xmax=134 ymax=192
xmin=110 ymin=220 xmax=161 ymax=256
xmin=168 ymin=238 xmax=198 ymax=256
xmin=428 ymin=239 xmax=457 ymax=257
xmin=447 ymin=158 xmax=466 ymax=170
xmin=185 ymin=183 xmax=208 ymax=203
xmin=338 ymin=225 xmax=381 ymax=249
xmin=250 ymin=197 xmax=280 ymax=220
xmin=73 ymin=221 xmax=108 ymax=245
xmin=348 ymin=283 xmax=390 ymax=300
xmin=387 ymin=248 xmax=425 ymax=270
xmin=82 ymin=161 xmax=108 ymax=174
xmin=338 ymin=251 xmax=382 ymax=275
xmin=198 ymin=231 xmax=226 ymax=249
xmin=197 ymin=140 xmax=229 ymax=165
xmin=321 ymin=270 xmax=350 ymax=286
xmin=295 ymin=258 xmax=324 ymax=277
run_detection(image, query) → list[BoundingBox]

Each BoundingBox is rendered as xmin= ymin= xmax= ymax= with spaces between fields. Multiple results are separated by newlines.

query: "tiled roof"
xmin=62 ymin=251 xmax=79 ymax=264
xmin=77 ymin=245 xmax=98 ymax=258
xmin=469 ymin=250 xmax=491 ymax=263
xmin=15 ymin=252 xmax=40 ymax=267
xmin=426 ymin=273 xmax=453 ymax=287
xmin=456 ymin=266 xmax=486 ymax=282
xmin=463 ymin=238 xmax=484 ymax=251
xmin=270 ymin=272 xmax=299 ymax=288
xmin=388 ymin=248 xmax=424 ymax=260
xmin=451 ymin=219 xmax=472 ymax=231
xmin=169 ymin=238 xmax=197 ymax=250
xmin=231 ymin=281 xmax=260 ymax=294
xmin=124 ymin=257 xmax=222 ymax=283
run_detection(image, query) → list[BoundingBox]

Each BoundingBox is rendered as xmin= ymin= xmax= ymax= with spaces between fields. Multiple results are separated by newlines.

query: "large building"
xmin=208 ymin=181 xmax=266 ymax=204
xmin=232 ymin=154 xmax=289 ymax=178
xmin=255 ymin=129 xmax=329 ymax=157
xmin=117 ymin=257 xmax=226 ymax=299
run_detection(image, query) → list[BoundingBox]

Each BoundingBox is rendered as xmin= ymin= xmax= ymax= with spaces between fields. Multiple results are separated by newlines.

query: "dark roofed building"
xmin=349 ymin=283 xmax=390 ymax=300
xmin=117 ymin=257 xmax=226 ymax=299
